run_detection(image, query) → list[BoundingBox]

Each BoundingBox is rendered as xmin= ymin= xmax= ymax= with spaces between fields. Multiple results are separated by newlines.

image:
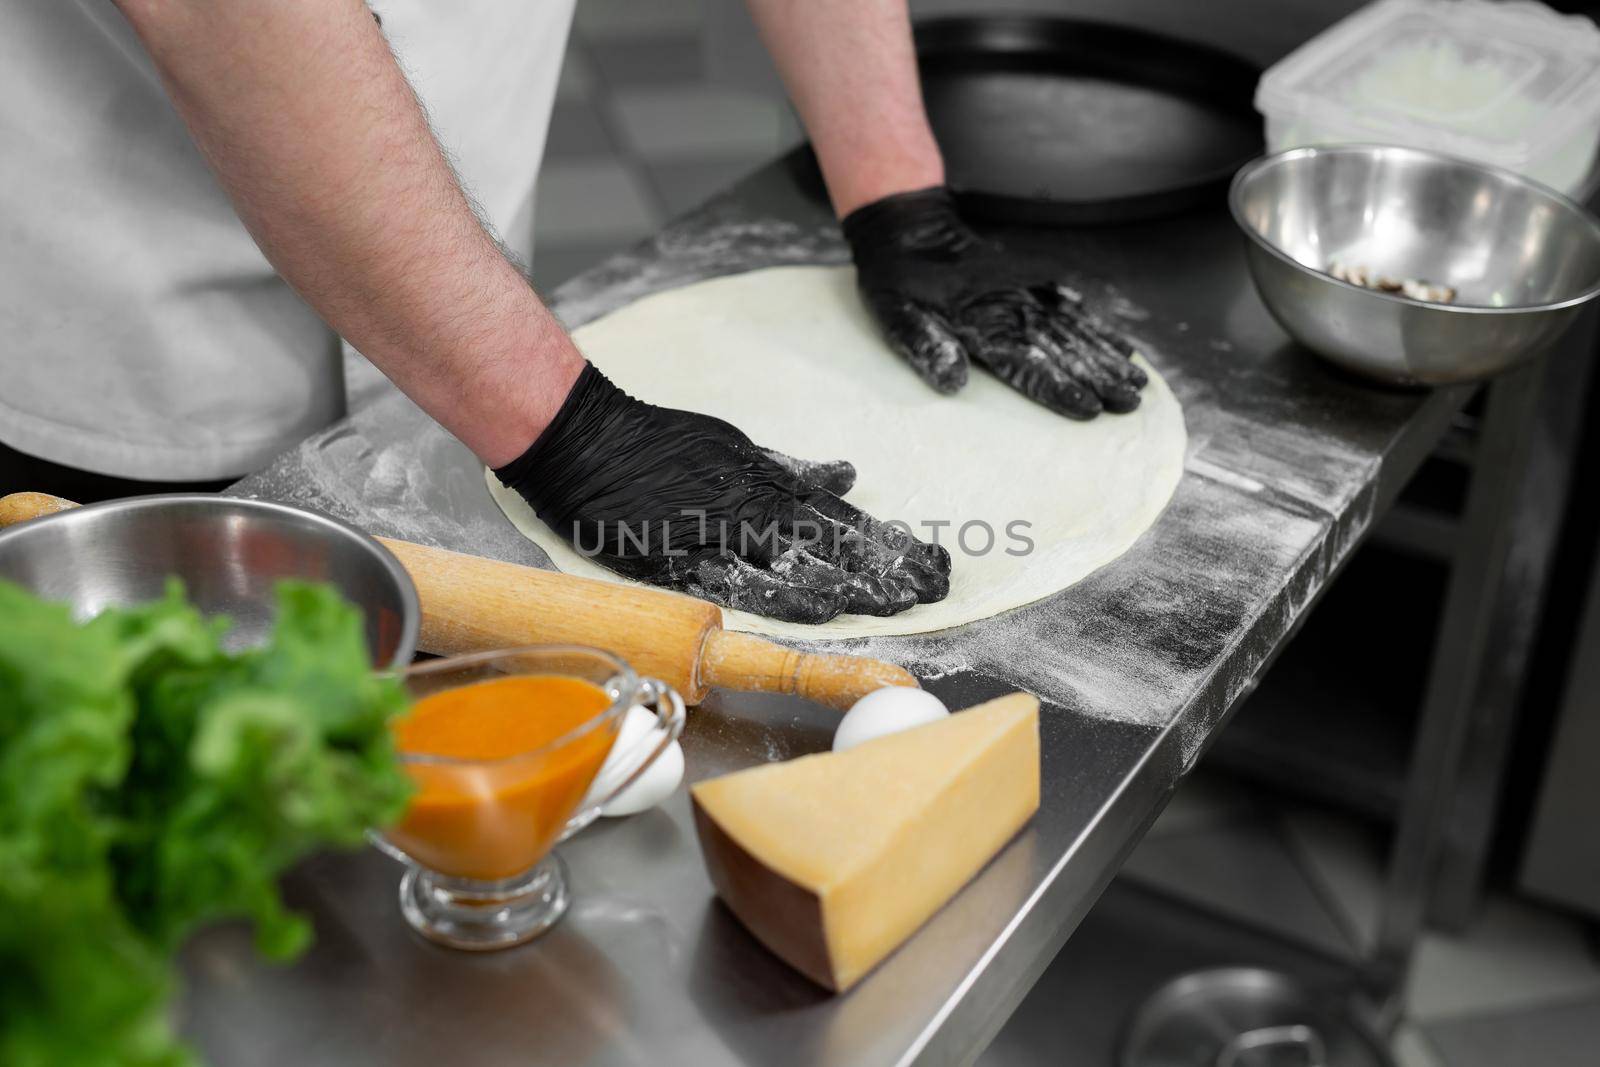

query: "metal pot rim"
xmin=0 ymin=492 xmax=420 ymax=670
xmin=1228 ymin=143 xmax=1600 ymax=315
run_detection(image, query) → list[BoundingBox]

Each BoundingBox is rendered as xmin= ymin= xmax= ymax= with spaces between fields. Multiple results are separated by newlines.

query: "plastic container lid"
xmin=1257 ymin=0 xmax=1600 ymax=180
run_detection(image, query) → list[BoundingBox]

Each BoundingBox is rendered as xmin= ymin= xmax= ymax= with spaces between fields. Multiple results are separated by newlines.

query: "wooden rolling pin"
xmin=0 ymin=492 xmax=916 ymax=710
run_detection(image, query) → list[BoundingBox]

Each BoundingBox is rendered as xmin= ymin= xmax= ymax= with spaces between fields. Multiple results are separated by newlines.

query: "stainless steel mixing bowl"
xmin=0 ymin=495 xmax=418 ymax=668
xmin=1230 ymin=144 xmax=1600 ymax=385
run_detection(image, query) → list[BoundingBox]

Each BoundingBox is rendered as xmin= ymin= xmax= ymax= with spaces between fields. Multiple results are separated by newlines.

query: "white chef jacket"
xmin=0 ymin=0 xmax=574 ymax=480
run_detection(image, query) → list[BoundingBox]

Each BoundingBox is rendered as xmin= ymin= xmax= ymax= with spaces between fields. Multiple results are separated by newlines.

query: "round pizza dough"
xmin=486 ymin=265 xmax=1185 ymax=639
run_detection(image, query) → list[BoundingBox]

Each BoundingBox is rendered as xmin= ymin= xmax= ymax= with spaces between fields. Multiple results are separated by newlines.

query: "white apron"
xmin=0 ymin=0 xmax=574 ymax=479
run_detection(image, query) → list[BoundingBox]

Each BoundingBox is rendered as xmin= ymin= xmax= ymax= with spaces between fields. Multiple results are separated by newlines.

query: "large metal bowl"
xmin=1230 ymin=144 xmax=1600 ymax=385
xmin=0 ymin=495 xmax=418 ymax=668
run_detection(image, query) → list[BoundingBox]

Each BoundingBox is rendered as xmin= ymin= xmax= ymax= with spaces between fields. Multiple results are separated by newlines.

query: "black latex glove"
xmin=843 ymin=186 xmax=1148 ymax=418
xmin=494 ymin=363 xmax=951 ymax=624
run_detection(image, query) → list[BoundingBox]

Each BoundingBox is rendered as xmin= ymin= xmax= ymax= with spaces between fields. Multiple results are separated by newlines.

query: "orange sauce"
xmin=389 ymin=675 xmax=618 ymax=881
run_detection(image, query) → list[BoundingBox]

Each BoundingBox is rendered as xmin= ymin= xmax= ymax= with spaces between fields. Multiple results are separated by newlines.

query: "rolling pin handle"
xmin=697 ymin=629 xmax=919 ymax=712
xmin=0 ymin=492 xmax=78 ymax=528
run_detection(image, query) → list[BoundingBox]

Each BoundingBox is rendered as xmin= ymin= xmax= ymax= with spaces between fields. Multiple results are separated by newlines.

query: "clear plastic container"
xmin=1256 ymin=0 xmax=1600 ymax=194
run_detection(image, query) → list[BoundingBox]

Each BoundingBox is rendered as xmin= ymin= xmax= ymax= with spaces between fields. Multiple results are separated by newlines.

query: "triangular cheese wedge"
xmin=691 ymin=692 xmax=1040 ymax=991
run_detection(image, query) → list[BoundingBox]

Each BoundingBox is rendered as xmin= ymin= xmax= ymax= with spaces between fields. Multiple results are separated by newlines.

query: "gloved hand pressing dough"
xmin=844 ymin=186 xmax=1148 ymax=418
xmin=493 ymin=363 xmax=951 ymax=624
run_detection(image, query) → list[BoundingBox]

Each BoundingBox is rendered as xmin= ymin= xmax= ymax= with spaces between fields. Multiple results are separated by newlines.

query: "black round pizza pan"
xmin=914 ymin=16 xmax=1264 ymax=226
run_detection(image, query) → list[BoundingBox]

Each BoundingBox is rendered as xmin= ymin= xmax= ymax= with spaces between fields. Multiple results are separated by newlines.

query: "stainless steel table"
xmin=179 ymin=6 xmax=1506 ymax=1063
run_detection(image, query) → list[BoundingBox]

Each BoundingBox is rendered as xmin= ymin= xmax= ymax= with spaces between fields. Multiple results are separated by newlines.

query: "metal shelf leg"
xmin=1368 ymin=361 xmax=1546 ymax=1028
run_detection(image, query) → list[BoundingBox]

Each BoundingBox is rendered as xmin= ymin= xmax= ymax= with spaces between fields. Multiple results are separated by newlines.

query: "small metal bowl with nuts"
xmin=1230 ymin=144 xmax=1600 ymax=385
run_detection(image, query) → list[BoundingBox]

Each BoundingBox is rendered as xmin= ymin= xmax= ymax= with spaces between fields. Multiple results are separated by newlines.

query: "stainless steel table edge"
xmin=896 ymin=376 xmax=1469 ymax=1065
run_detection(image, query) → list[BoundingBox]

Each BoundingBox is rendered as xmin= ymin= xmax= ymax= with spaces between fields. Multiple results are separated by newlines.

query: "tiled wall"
xmin=533 ymin=0 xmax=800 ymax=289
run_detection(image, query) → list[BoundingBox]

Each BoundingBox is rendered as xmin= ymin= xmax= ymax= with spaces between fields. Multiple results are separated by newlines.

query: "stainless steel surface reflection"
xmin=1230 ymin=144 xmax=1600 ymax=384
xmin=0 ymin=494 xmax=418 ymax=668
xmin=183 ymin=6 xmax=1508 ymax=1063
xmin=1118 ymin=968 xmax=1393 ymax=1067
xmin=198 ymin=167 xmax=1483 ymax=1067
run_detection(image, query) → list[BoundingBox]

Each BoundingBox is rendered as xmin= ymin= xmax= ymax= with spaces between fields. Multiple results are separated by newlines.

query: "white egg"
xmin=833 ymin=686 xmax=949 ymax=752
xmin=589 ymin=704 xmax=686 ymax=817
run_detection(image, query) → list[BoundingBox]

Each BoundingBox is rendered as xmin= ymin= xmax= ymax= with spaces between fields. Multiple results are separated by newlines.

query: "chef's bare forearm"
xmin=111 ymin=0 xmax=581 ymax=466
xmin=744 ymin=0 xmax=944 ymax=217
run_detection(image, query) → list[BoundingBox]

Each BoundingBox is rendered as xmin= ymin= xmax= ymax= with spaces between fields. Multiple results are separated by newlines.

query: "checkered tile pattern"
xmin=531 ymin=0 xmax=800 ymax=290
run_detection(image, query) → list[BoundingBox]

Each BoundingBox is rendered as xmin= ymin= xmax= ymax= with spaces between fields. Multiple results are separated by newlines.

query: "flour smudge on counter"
xmin=237 ymin=180 xmax=1393 ymax=740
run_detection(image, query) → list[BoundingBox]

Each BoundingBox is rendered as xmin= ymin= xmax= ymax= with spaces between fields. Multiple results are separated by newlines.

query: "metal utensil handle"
xmin=1215 ymin=1024 xmax=1327 ymax=1067
xmin=559 ymin=676 xmax=686 ymax=841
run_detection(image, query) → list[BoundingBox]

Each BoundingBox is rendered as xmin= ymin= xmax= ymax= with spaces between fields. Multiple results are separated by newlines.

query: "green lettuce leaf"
xmin=0 ymin=579 xmax=412 ymax=1066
